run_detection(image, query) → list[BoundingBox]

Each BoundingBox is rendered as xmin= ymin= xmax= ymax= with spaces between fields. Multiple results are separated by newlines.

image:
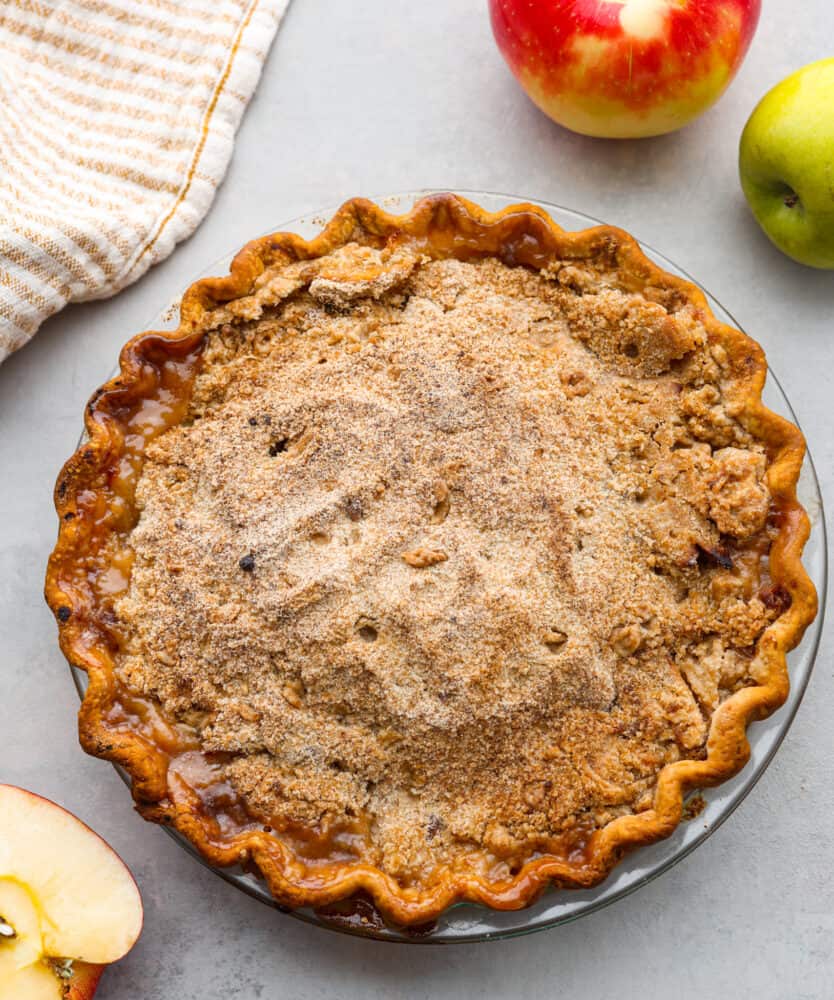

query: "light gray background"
xmin=1 ymin=1 xmax=832 ymax=997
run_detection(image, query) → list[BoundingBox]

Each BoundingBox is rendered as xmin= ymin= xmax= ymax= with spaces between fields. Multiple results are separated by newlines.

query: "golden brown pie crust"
xmin=45 ymin=194 xmax=817 ymax=925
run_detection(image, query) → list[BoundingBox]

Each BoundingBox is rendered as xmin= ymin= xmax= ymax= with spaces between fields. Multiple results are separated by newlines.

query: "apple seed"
xmin=0 ymin=915 xmax=16 ymax=939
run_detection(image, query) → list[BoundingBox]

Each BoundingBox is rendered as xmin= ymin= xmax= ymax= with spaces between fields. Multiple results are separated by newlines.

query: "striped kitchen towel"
xmin=0 ymin=0 xmax=289 ymax=362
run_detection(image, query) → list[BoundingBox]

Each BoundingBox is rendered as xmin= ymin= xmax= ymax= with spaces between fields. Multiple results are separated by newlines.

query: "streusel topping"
xmin=115 ymin=243 xmax=779 ymax=884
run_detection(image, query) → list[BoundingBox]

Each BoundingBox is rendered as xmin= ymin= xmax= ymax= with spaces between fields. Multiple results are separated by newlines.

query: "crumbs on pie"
xmin=46 ymin=194 xmax=817 ymax=926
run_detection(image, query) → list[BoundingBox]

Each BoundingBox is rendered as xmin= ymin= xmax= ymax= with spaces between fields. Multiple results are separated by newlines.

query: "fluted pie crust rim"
xmin=45 ymin=194 xmax=817 ymax=926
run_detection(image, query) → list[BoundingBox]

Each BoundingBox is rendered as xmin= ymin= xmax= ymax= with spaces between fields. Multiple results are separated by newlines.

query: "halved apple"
xmin=0 ymin=785 xmax=143 ymax=999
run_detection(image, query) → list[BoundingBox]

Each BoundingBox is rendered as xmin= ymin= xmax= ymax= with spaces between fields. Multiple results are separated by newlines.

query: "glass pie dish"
xmin=67 ymin=191 xmax=827 ymax=943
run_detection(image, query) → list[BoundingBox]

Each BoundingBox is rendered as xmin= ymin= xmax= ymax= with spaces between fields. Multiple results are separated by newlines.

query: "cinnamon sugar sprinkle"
xmin=115 ymin=242 xmax=781 ymax=885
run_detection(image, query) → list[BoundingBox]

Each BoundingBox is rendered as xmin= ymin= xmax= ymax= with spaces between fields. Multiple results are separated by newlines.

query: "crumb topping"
xmin=115 ymin=243 xmax=780 ymax=885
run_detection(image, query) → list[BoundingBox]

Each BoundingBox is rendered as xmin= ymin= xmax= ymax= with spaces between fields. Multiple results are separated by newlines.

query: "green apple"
xmin=739 ymin=59 xmax=834 ymax=269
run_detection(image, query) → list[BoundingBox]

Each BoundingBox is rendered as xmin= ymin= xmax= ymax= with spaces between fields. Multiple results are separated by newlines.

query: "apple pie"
xmin=46 ymin=194 xmax=817 ymax=926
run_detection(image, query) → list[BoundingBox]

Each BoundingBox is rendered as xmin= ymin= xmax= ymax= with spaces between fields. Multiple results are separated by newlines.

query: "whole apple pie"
xmin=46 ymin=195 xmax=816 ymax=926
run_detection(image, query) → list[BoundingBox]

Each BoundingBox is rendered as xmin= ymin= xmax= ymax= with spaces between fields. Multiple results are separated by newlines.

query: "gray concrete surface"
xmin=1 ymin=1 xmax=832 ymax=997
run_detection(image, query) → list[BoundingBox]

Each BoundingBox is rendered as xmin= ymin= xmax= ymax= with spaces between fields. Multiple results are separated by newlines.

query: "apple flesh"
xmin=739 ymin=58 xmax=834 ymax=269
xmin=0 ymin=958 xmax=102 ymax=1000
xmin=0 ymin=882 xmax=104 ymax=1000
xmin=489 ymin=0 xmax=761 ymax=138
xmin=0 ymin=785 xmax=142 ymax=999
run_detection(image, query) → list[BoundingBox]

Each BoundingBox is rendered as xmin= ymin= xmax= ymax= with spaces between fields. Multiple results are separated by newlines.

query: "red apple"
xmin=489 ymin=0 xmax=760 ymax=138
xmin=0 ymin=785 xmax=143 ymax=999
